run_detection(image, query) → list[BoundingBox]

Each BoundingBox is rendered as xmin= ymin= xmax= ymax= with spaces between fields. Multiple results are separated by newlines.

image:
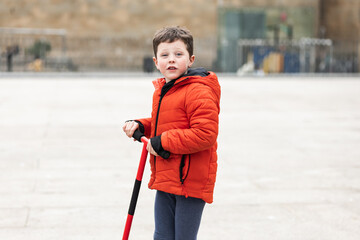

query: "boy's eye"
xmin=161 ymin=54 xmax=168 ymax=57
xmin=176 ymin=53 xmax=183 ymax=56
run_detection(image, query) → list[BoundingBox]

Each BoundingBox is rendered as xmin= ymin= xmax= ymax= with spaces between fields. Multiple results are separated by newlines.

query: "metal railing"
xmin=236 ymin=38 xmax=359 ymax=74
xmin=1 ymin=28 xmax=358 ymax=73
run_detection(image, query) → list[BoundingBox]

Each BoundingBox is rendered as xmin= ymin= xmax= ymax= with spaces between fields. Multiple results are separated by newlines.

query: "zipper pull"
xmin=181 ymin=184 xmax=189 ymax=198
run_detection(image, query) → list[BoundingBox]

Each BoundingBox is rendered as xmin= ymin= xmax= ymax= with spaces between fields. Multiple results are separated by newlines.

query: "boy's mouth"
xmin=167 ymin=66 xmax=177 ymax=70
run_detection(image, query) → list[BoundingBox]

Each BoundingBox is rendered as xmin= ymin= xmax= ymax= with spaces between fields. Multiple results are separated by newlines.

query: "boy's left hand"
xmin=146 ymin=139 xmax=159 ymax=156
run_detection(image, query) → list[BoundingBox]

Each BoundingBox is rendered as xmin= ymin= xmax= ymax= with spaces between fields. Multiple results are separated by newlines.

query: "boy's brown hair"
xmin=153 ymin=26 xmax=193 ymax=58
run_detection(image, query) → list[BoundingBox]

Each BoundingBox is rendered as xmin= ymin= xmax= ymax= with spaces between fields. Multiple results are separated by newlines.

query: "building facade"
xmin=0 ymin=0 xmax=359 ymax=72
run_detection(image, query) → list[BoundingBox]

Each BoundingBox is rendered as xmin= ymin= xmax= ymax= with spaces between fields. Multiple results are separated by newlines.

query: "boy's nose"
xmin=168 ymin=54 xmax=175 ymax=62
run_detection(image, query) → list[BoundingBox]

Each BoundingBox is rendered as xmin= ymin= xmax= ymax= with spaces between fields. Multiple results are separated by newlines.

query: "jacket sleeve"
xmin=135 ymin=117 xmax=152 ymax=139
xmin=161 ymin=84 xmax=220 ymax=154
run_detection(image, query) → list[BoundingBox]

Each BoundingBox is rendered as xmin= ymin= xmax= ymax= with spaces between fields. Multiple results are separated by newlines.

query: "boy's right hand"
xmin=122 ymin=121 xmax=139 ymax=139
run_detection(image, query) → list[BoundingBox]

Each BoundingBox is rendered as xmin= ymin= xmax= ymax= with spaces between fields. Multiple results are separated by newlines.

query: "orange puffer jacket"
xmin=137 ymin=68 xmax=221 ymax=203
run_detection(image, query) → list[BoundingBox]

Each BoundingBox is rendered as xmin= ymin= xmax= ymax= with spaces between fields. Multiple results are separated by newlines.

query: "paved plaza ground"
xmin=0 ymin=74 xmax=359 ymax=239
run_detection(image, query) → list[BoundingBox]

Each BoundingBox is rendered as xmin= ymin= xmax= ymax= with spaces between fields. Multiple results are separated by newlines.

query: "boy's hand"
xmin=122 ymin=121 xmax=139 ymax=139
xmin=146 ymin=139 xmax=159 ymax=156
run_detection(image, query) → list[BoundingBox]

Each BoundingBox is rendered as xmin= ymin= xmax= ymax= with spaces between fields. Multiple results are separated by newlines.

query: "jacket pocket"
xmin=179 ymin=155 xmax=191 ymax=184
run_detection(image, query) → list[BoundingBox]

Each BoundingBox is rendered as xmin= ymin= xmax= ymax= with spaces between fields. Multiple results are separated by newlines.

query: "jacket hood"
xmin=183 ymin=67 xmax=209 ymax=78
xmin=178 ymin=67 xmax=221 ymax=103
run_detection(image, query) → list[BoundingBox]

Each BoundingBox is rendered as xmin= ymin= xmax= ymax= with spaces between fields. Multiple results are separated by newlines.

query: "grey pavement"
xmin=0 ymin=75 xmax=359 ymax=240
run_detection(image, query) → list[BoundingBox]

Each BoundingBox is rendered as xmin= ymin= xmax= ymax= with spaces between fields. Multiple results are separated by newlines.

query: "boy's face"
xmin=153 ymin=40 xmax=195 ymax=83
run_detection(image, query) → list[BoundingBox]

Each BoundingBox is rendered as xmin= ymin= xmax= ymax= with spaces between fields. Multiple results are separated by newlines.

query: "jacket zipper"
xmin=153 ymin=95 xmax=164 ymax=173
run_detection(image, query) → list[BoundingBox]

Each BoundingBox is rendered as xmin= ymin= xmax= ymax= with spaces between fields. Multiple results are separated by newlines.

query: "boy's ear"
xmin=189 ymin=55 xmax=195 ymax=67
xmin=153 ymin=57 xmax=159 ymax=70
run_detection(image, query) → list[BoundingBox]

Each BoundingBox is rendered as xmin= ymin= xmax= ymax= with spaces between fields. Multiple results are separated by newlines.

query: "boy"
xmin=123 ymin=26 xmax=221 ymax=240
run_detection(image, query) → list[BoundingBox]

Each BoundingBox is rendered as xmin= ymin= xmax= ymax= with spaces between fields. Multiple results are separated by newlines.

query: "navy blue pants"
xmin=154 ymin=190 xmax=206 ymax=240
